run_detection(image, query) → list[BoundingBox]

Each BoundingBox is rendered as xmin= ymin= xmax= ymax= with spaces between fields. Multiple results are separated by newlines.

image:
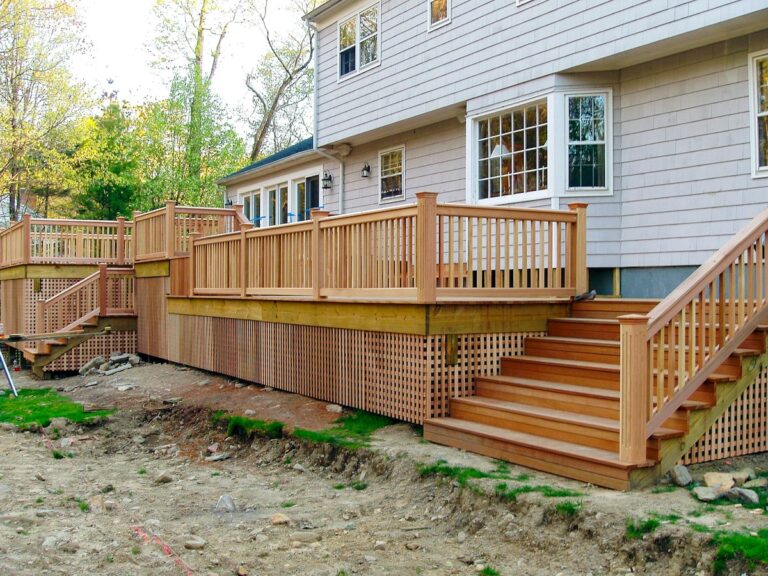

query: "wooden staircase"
xmin=424 ymin=299 xmax=768 ymax=490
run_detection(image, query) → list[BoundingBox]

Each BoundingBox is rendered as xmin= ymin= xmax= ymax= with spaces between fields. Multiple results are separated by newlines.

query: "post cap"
xmin=416 ymin=192 xmax=439 ymax=200
xmin=567 ymin=202 xmax=589 ymax=210
xmin=618 ymin=313 xmax=649 ymax=325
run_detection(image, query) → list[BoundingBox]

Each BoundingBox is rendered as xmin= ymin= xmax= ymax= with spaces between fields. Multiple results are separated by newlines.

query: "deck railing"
xmin=133 ymin=201 xmax=250 ymax=262
xmin=0 ymin=215 xmax=132 ymax=268
xmin=185 ymin=193 xmax=588 ymax=302
xmin=35 ymin=264 xmax=135 ymax=339
xmin=619 ymin=207 xmax=768 ymax=464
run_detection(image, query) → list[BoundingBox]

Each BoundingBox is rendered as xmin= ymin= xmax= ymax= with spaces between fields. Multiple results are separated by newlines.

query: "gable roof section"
xmin=303 ymin=0 xmax=354 ymax=23
xmin=219 ymin=137 xmax=315 ymax=185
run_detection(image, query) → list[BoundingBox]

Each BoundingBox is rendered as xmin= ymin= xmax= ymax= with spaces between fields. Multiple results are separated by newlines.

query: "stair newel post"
xmin=36 ymin=299 xmax=45 ymax=335
xmin=311 ymin=209 xmax=331 ymax=301
xmin=116 ymin=217 xmax=125 ymax=265
xmin=188 ymin=232 xmax=200 ymax=298
xmin=233 ymin=203 xmax=244 ymax=231
xmin=98 ymin=263 xmax=108 ymax=317
xmin=568 ymin=203 xmax=589 ymax=295
xmin=22 ymin=213 xmax=31 ymax=264
xmin=416 ymin=192 xmax=438 ymax=304
xmin=165 ymin=200 xmax=177 ymax=259
xmin=619 ymin=314 xmax=650 ymax=465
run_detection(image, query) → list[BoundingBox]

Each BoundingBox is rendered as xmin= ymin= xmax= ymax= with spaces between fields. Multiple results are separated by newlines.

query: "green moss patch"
xmin=293 ymin=410 xmax=394 ymax=449
xmin=712 ymin=528 xmax=768 ymax=574
xmin=0 ymin=389 xmax=113 ymax=429
xmin=211 ymin=411 xmax=284 ymax=441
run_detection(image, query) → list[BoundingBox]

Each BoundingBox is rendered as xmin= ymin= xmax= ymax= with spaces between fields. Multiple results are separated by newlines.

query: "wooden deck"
xmin=1 ymin=200 xmax=768 ymax=489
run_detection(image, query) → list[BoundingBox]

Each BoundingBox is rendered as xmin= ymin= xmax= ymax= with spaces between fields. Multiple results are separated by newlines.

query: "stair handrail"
xmin=619 ymin=207 xmax=768 ymax=464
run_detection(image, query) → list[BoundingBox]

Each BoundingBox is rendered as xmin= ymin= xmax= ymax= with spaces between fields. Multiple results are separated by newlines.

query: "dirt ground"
xmin=0 ymin=361 xmax=767 ymax=575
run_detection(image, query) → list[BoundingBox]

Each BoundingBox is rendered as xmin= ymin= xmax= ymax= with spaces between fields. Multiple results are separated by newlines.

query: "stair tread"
xmin=453 ymin=396 xmax=683 ymax=438
xmin=526 ymin=336 xmax=759 ymax=357
xmin=425 ymin=417 xmax=653 ymax=470
xmin=476 ymin=375 xmax=712 ymax=409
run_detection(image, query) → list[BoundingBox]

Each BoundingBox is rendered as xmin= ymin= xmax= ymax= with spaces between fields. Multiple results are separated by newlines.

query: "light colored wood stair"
xmin=424 ymin=299 xmax=768 ymax=490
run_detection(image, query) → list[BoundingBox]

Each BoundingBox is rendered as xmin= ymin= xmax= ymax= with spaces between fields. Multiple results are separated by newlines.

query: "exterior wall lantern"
xmin=321 ymin=171 xmax=333 ymax=190
xmin=361 ymin=162 xmax=371 ymax=178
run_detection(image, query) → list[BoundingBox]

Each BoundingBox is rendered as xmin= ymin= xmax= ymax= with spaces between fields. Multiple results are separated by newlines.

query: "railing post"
xmin=36 ymin=299 xmax=45 ymax=335
xmin=98 ymin=263 xmax=108 ymax=317
xmin=132 ymin=210 xmax=140 ymax=262
xmin=116 ymin=217 xmax=125 ymax=265
xmin=165 ymin=200 xmax=177 ymax=258
xmin=234 ymin=203 xmax=244 ymax=231
xmin=239 ymin=223 xmax=253 ymax=297
xmin=416 ymin=192 xmax=438 ymax=304
xmin=311 ymin=209 xmax=331 ymax=300
xmin=22 ymin=214 xmax=31 ymax=264
xmin=188 ymin=231 xmax=200 ymax=298
xmin=619 ymin=314 xmax=650 ymax=465
xmin=568 ymin=202 xmax=588 ymax=295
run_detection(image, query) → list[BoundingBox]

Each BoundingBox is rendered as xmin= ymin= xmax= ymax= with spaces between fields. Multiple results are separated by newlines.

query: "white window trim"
xmin=336 ymin=2 xmax=381 ymax=83
xmin=749 ymin=48 xmax=768 ymax=179
xmin=563 ymin=89 xmax=613 ymax=196
xmin=427 ymin=0 xmax=451 ymax=32
xmin=293 ymin=174 xmax=324 ymax=222
xmin=469 ymin=97 xmax=551 ymax=205
xmin=516 ymin=0 xmax=535 ymax=6
xmin=378 ymin=145 xmax=406 ymax=204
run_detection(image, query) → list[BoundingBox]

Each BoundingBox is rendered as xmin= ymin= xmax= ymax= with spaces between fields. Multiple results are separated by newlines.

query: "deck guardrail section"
xmin=619 ymin=207 xmax=768 ymax=464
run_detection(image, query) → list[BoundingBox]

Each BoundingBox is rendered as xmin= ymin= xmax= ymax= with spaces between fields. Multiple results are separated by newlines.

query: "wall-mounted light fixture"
xmin=321 ymin=171 xmax=333 ymax=190
xmin=361 ymin=162 xmax=371 ymax=178
xmin=224 ymin=198 xmax=233 ymax=207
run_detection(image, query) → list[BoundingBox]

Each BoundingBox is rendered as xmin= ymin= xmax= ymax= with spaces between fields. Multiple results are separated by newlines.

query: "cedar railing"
xmin=35 ymin=264 xmax=136 ymax=339
xmin=0 ymin=215 xmax=132 ymax=268
xmin=619 ymin=207 xmax=768 ymax=464
xmin=133 ymin=201 xmax=250 ymax=262
xmin=186 ymin=193 xmax=588 ymax=301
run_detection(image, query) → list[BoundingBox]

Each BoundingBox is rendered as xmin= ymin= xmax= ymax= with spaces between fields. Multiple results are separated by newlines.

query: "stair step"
xmin=424 ymin=417 xmax=653 ymax=491
xmin=571 ymin=299 xmax=659 ymax=319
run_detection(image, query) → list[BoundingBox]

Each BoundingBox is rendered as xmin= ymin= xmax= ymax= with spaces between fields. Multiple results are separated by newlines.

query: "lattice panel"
xmin=136 ymin=277 xmax=168 ymax=359
xmin=428 ymin=332 xmax=543 ymax=418
xmin=45 ymin=332 xmax=137 ymax=372
xmin=21 ymin=278 xmax=80 ymax=335
xmin=683 ymin=364 xmax=768 ymax=464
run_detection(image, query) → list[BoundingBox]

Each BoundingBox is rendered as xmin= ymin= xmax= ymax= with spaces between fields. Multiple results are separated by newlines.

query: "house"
xmin=225 ymin=0 xmax=768 ymax=299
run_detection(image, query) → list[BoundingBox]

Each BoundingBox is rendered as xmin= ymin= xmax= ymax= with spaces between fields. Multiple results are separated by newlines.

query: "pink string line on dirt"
xmin=132 ymin=525 xmax=194 ymax=576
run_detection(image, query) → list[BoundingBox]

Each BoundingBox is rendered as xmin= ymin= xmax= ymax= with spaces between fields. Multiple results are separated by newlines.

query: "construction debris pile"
xmin=79 ymin=353 xmax=141 ymax=377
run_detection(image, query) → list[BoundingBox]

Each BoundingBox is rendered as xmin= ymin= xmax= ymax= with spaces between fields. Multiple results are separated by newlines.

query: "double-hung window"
xmin=428 ymin=0 xmax=450 ymax=29
xmin=567 ymin=94 xmax=608 ymax=190
xmin=380 ymin=147 xmax=405 ymax=202
xmin=750 ymin=50 xmax=768 ymax=177
xmin=338 ymin=4 xmax=379 ymax=79
xmin=477 ymin=101 xmax=548 ymax=200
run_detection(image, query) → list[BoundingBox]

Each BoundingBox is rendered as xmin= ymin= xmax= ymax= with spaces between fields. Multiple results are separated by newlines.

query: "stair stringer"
xmin=630 ymin=333 xmax=768 ymax=489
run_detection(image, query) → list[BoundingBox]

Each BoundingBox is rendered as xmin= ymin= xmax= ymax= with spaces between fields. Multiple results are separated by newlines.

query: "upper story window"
xmin=567 ymin=94 xmax=608 ymax=190
xmin=429 ymin=0 xmax=450 ymax=29
xmin=338 ymin=4 xmax=379 ymax=79
xmin=380 ymin=147 xmax=405 ymax=202
xmin=477 ymin=101 xmax=548 ymax=200
xmin=750 ymin=50 xmax=768 ymax=177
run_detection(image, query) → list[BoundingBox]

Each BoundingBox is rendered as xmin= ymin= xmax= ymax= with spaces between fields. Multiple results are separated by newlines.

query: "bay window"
xmin=567 ymin=94 xmax=608 ymax=189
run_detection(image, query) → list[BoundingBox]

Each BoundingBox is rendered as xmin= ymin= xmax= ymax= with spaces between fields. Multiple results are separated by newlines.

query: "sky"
xmin=69 ymin=0 xmax=304 ymax=114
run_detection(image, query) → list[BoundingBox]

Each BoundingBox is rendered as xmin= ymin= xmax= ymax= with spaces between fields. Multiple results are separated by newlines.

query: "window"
xmin=267 ymin=186 xmax=288 ymax=226
xmin=477 ymin=101 xmax=547 ymax=200
xmin=296 ymin=176 xmax=321 ymax=221
xmin=428 ymin=0 xmax=450 ymax=29
xmin=567 ymin=94 xmax=607 ymax=189
xmin=251 ymin=192 xmax=262 ymax=227
xmin=338 ymin=4 xmax=379 ymax=78
xmin=750 ymin=51 xmax=768 ymax=176
xmin=242 ymin=195 xmax=251 ymax=221
xmin=379 ymin=147 xmax=404 ymax=202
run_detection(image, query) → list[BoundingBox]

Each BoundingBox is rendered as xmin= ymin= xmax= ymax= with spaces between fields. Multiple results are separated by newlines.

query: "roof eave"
xmin=303 ymin=0 xmax=352 ymax=22
xmin=218 ymin=149 xmax=321 ymax=187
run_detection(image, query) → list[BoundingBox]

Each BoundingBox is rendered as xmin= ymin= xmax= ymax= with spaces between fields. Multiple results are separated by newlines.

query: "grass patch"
xmin=555 ymin=500 xmax=582 ymax=517
xmin=137 ymin=467 xmax=146 ymax=475
xmin=211 ymin=471 xmax=220 ymax=477
xmin=293 ymin=410 xmax=394 ymax=449
xmin=652 ymin=485 xmax=678 ymax=494
xmin=131 ymin=545 xmax=140 ymax=555
xmin=0 ymin=388 xmax=113 ymax=429
xmin=494 ymin=482 xmax=582 ymax=502
xmin=349 ymin=480 xmax=367 ymax=491
xmin=626 ymin=517 xmax=661 ymax=540
xmin=77 ymin=499 xmax=90 ymax=513
xmin=417 ymin=459 xmax=514 ymax=487
xmin=212 ymin=412 xmax=284 ymax=441
xmin=280 ymin=501 xmax=295 ymax=508
xmin=332 ymin=483 xmax=346 ymax=490
xmin=690 ymin=523 xmax=711 ymax=533
xmin=712 ymin=528 xmax=768 ymax=574
xmin=479 ymin=568 xmax=501 ymax=576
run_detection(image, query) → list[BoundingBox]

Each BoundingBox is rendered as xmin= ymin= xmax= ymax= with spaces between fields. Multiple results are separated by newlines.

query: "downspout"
xmin=309 ymin=20 xmax=345 ymax=214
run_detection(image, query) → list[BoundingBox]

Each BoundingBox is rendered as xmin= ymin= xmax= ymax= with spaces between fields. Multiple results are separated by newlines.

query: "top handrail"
xmin=645 ymin=206 xmax=768 ymax=336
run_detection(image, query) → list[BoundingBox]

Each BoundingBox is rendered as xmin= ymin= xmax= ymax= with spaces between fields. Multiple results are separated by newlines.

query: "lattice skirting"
xmin=45 ymin=332 xmax=137 ymax=372
xmin=683 ymin=364 xmax=768 ymax=464
xmin=163 ymin=312 xmax=542 ymax=424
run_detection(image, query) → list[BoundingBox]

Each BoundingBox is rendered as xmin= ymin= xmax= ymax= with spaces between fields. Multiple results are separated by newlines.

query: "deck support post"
xmin=98 ymin=263 xmax=108 ymax=317
xmin=22 ymin=213 xmax=31 ymax=264
xmin=416 ymin=192 xmax=438 ymax=304
xmin=568 ymin=203 xmax=588 ymax=295
xmin=116 ymin=217 xmax=125 ymax=265
xmin=311 ymin=209 xmax=331 ymax=300
xmin=188 ymin=232 xmax=200 ymax=298
xmin=619 ymin=314 xmax=650 ymax=465
xmin=165 ymin=200 xmax=177 ymax=259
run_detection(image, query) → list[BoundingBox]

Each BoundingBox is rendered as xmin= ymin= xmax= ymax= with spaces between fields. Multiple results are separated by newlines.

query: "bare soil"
xmin=0 ymin=362 xmax=766 ymax=575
